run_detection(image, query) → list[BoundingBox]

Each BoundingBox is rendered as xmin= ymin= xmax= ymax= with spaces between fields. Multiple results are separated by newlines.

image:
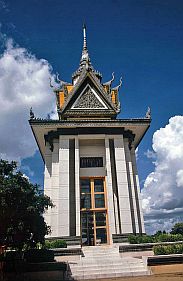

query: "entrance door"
xmin=80 ymin=178 xmax=109 ymax=246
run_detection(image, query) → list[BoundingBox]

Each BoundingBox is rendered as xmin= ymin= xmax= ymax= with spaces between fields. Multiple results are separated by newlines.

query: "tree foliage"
xmin=171 ymin=222 xmax=183 ymax=235
xmin=0 ymin=159 xmax=53 ymax=249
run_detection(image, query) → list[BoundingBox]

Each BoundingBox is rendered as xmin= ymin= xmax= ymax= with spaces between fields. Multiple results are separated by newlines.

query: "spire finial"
xmin=80 ymin=23 xmax=90 ymax=65
xmin=72 ymin=25 xmax=102 ymax=83
xmin=83 ymin=23 xmax=87 ymax=51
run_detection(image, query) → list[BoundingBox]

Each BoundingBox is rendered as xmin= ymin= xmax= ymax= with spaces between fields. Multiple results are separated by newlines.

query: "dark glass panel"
xmin=96 ymin=228 xmax=107 ymax=244
xmin=80 ymin=179 xmax=90 ymax=193
xmin=81 ymin=194 xmax=91 ymax=209
xmin=95 ymin=194 xmax=105 ymax=208
xmin=80 ymin=157 xmax=103 ymax=168
xmin=94 ymin=179 xmax=104 ymax=192
xmin=81 ymin=212 xmax=94 ymax=246
xmin=95 ymin=212 xmax=106 ymax=226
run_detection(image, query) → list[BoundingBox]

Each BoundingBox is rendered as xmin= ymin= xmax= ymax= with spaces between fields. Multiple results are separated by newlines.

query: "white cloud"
xmin=142 ymin=116 xmax=183 ymax=234
xmin=144 ymin=149 xmax=156 ymax=159
xmin=21 ymin=165 xmax=34 ymax=177
xmin=176 ymin=169 xmax=183 ymax=188
xmin=0 ymin=37 xmax=57 ymax=162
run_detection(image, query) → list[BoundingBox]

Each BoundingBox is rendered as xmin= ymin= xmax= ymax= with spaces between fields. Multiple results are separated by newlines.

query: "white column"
xmin=75 ymin=137 xmax=80 ymax=236
xmin=105 ymin=137 xmax=116 ymax=243
xmin=124 ymin=139 xmax=138 ymax=233
xmin=130 ymin=145 xmax=145 ymax=233
xmin=114 ymin=136 xmax=133 ymax=234
xmin=59 ymin=136 xmax=70 ymax=236
xmin=44 ymin=142 xmax=52 ymax=231
xmin=50 ymin=140 xmax=59 ymax=237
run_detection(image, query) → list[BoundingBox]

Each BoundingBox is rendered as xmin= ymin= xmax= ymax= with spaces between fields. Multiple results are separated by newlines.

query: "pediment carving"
xmin=72 ymin=85 xmax=108 ymax=109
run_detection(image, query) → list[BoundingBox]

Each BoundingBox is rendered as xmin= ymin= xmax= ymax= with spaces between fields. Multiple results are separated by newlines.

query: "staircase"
xmin=67 ymin=245 xmax=150 ymax=280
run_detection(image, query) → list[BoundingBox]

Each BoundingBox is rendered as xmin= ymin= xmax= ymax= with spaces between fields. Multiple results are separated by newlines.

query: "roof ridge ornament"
xmin=103 ymin=72 xmax=115 ymax=86
xmin=112 ymin=76 xmax=123 ymax=91
xmin=30 ymin=107 xmax=35 ymax=120
xmin=145 ymin=106 xmax=151 ymax=119
xmin=56 ymin=73 xmax=70 ymax=86
xmin=49 ymin=77 xmax=54 ymax=88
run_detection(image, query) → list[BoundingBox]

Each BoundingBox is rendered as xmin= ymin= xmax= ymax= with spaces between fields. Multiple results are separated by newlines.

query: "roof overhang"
xmin=29 ymin=118 xmax=151 ymax=162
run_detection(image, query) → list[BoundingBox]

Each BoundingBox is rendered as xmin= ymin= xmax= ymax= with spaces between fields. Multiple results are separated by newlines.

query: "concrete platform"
xmin=64 ymin=245 xmax=150 ymax=280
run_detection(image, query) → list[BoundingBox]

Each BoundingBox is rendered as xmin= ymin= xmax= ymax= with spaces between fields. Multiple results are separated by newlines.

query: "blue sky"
xmin=0 ymin=0 xmax=183 ymax=233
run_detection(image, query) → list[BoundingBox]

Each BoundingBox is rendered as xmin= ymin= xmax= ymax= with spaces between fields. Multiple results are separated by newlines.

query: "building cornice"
xmin=29 ymin=117 xmax=151 ymax=126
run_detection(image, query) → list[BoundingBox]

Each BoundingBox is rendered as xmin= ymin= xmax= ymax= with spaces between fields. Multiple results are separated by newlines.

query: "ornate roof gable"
xmin=72 ymin=85 xmax=108 ymax=109
xmin=51 ymin=26 xmax=122 ymax=120
xmin=58 ymin=69 xmax=118 ymax=120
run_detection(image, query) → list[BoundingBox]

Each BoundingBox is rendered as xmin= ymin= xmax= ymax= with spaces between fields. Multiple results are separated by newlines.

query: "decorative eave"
xmin=29 ymin=117 xmax=151 ymax=162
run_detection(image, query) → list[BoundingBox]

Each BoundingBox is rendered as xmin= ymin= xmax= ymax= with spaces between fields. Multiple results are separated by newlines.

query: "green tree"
xmin=0 ymin=159 xmax=53 ymax=249
xmin=171 ymin=222 xmax=183 ymax=235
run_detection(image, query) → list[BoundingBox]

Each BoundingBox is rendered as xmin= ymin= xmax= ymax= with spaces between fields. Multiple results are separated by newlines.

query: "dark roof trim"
xmin=29 ymin=118 xmax=151 ymax=125
xmin=29 ymin=121 xmax=44 ymax=162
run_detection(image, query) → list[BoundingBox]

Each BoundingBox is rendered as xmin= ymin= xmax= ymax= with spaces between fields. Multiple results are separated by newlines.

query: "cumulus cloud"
xmin=0 ymin=37 xmax=57 ymax=162
xmin=142 ymin=116 xmax=183 ymax=234
xmin=144 ymin=149 xmax=156 ymax=159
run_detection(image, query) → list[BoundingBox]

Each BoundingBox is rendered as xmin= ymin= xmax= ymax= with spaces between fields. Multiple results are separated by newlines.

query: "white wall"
xmin=79 ymin=139 xmax=106 ymax=177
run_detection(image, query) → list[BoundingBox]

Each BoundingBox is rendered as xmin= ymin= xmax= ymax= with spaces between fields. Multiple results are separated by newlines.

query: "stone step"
xmin=70 ymin=266 xmax=146 ymax=274
xmin=70 ymin=261 xmax=144 ymax=268
xmin=83 ymin=252 xmax=119 ymax=256
xmin=69 ymin=270 xmax=149 ymax=280
xmin=83 ymin=247 xmax=119 ymax=252
xmin=67 ymin=246 xmax=149 ymax=280
xmin=77 ymin=258 xmax=145 ymax=263
xmin=83 ymin=251 xmax=119 ymax=256
xmin=69 ymin=261 xmax=146 ymax=273
xmin=70 ymin=261 xmax=145 ymax=267
xmin=70 ymin=260 xmax=144 ymax=265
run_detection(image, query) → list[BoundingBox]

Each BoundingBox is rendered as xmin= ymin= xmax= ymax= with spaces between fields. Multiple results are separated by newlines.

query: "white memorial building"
xmin=29 ymin=26 xmax=151 ymax=246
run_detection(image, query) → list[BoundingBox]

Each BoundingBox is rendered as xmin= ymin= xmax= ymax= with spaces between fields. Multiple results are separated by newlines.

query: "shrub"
xmin=153 ymin=243 xmax=183 ymax=255
xmin=153 ymin=245 xmax=166 ymax=255
xmin=128 ymin=235 xmax=139 ymax=244
xmin=128 ymin=233 xmax=183 ymax=244
xmin=3 ymin=251 xmax=25 ymax=273
xmin=24 ymin=248 xmax=54 ymax=263
xmin=4 ymin=250 xmax=23 ymax=261
xmin=45 ymin=239 xmax=67 ymax=249
xmin=128 ymin=234 xmax=154 ymax=244
xmin=156 ymin=233 xmax=183 ymax=242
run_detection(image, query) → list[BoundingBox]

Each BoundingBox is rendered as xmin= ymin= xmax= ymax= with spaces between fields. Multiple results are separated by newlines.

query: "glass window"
xmin=95 ymin=194 xmax=105 ymax=208
xmin=80 ymin=179 xmax=90 ymax=193
xmin=95 ymin=212 xmax=106 ymax=226
xmin=94 ymin=179 xmax=104 ymax=192
xmin=81 ymin=194 xmax=91 ymax=209
xmin=96 ymin=228 xmax=107 ymax=244
xmin=80 ymin=157 xmax=103 ymax=168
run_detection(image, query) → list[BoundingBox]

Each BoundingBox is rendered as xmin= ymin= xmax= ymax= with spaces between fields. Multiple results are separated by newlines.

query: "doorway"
xmin=80 ymin=178 xmax=109 ymax=246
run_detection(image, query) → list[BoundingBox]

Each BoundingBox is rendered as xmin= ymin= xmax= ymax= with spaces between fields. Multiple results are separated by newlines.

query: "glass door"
xmin=80 ymin=178 xmax=109 ymax=246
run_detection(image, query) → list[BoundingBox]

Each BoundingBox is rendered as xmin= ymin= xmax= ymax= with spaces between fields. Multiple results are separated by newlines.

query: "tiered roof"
xmin=52 ymin=25 xmax=122 ymax=120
